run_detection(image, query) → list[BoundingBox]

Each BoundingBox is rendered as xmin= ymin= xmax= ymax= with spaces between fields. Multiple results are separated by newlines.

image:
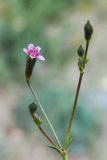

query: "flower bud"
xmin=29 ymin=102 xmax=37 ymax=114
xmin=25 ymin=56 xmax=36 ymax=81
xmin=77 ymin=45 xmax=84 ymax=57
xmin=29 ymin=102 xmax=43 ymax=126
xmin=84 ymin=20 xmax=93 ymax=41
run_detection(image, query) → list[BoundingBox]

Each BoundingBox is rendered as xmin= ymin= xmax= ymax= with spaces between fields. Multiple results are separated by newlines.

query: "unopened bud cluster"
xmin=77 ymin=20 xmax=93 ymax=73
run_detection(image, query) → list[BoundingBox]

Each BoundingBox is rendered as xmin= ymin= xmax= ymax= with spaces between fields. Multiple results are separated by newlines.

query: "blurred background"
xmin=0 ymin=0 xmax=107 ymax=160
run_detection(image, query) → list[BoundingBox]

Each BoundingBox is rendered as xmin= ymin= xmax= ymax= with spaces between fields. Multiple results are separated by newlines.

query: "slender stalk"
xmin=31 ymin=114 xmax=55 ymax=146
xmin=64 ymin=40 xmax=89 ymax=148
xmin=27 ymin=80 xmax=62 ymax=149
xmin=38 ymin=126 xmax=56 ymax=146
xmin=65 ymin=73 xmax=83 ymax=147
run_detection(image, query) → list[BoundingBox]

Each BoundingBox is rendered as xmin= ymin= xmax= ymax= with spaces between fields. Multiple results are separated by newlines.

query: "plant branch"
xmin=27 ymin=80 xmax=62 ymax=149
xmin=39 ymin=126 xmax=56 ymax=146
xmin=64 ymin=40 xmax=90 ymax=148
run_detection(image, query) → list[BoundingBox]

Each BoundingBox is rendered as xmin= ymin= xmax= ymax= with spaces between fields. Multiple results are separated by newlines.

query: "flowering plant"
xmin=23 ymin=20 xmax=93 ymax=160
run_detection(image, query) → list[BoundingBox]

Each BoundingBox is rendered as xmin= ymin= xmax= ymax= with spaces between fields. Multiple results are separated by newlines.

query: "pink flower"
xmin=23 ymin=44 xmax=45 ymax=61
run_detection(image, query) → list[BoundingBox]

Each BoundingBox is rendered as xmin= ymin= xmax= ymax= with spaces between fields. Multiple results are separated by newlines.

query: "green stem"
xmin=62 ymin=155 xmax=68 ymax=160
xmin=27 ymin=80 xmax=62 ymax=149
xmin=64 ymin=40 xmax=90 ymax=148
xmin=61 ymin=152 xmax=69 ymax=160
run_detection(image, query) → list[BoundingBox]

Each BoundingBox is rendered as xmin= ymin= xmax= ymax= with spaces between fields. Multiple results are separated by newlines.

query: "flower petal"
xmin=36 ymin=46 xmax=41 ymax=52
xmin=29 ymin=55 xmax=36 ymax=59
xmin=37 ymin=55 xmax=45 ymax=61
xmin=28 ymin=44 xmax=34 ymax=50
xmin=23 ymin=48 xmax=28 ymax=54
